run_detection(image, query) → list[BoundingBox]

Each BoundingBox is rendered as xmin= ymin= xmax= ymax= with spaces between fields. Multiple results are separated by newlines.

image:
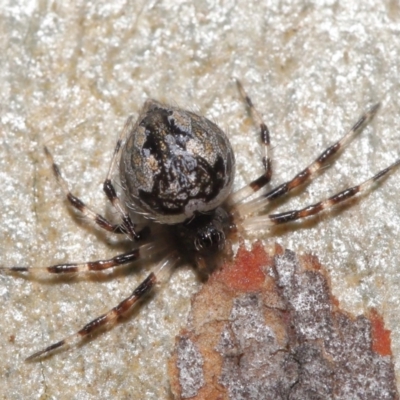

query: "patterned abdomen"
xmin=120 ymin=100 xmax=235 ymax=224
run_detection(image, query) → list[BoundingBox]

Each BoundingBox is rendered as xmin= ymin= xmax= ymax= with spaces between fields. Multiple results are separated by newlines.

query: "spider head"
xmin=173 ymin=206 xmax=233 ymax=270
xmin=193 ymin=222 xmax=225 ymax=254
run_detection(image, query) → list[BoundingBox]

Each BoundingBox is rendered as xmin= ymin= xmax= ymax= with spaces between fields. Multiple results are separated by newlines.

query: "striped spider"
xmin=2 ymin=81 xmax=399 ymax=361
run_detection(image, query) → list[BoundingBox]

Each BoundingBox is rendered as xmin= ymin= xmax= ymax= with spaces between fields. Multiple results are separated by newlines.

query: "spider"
xmin=2 ymin=80 xmax=399 ymax=362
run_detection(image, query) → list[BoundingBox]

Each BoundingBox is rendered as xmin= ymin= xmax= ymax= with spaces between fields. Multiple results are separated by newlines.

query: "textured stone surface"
xmin=1 ymin=1 xmax=400 ymax=399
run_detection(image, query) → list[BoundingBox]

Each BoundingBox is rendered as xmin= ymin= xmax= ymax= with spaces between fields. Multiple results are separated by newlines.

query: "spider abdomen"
xmin=120 ymin=100 xmax=235 ymax=224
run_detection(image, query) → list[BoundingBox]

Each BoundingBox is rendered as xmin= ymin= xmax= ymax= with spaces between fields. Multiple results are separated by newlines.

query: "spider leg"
xmin=44 ymin=146 xmax=126 ymax=234
xmin=25 ymin=252 xmax=179 ymax=361
xmin=103 ymin=116 xmax=141 ymax=240
xmin=0 ymin=243 xmax=163 ymax=276
xmin=227 ymin=79 xmax=272 ymax=205
xmin=240 ymin=159 xmax=400 ymax=231
xmin=235 ymin=103 xmax=381 ymax=216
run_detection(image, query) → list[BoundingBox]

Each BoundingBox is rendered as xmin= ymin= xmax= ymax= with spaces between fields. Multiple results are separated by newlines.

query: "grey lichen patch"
xmin=275 ymin=250 xmax=334 ymax=340
xmin=229 ymin=294 xmax=277 ymax=348
xmin=216 ymin=293 xmax=298 ymax=400
xmin=276 ymin=250 xmax=397 ymax=400
xmin=176 ymin=336 xmax=205 ymax=398
xmin=169 ymin=244 xmax=399 ymax=400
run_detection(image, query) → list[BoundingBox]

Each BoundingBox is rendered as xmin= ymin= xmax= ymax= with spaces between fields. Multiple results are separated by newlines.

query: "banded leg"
xmin=44 ymin=146 xmax=126 ymax=234
xmin=0 ymin=243 xmax=162 ymax=277
xmin=235 ymin=103 xmax=381 ymax=217
xmin=103 ymin=116 xmax=140 ymax=240
xmin=25 ymin=252 xmax=179 ymax=361
xmin=227 ymin=80 xmax=272 ymax=205
xmin=240 ymin=159 xmax=400 ymax=231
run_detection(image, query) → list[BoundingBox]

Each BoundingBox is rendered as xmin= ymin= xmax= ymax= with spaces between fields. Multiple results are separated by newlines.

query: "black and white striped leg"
xmin=103 ymin=116 xmax=140 ymax=240
xmin=240 ymin=159 xmax=400 ymax=231
xmin=227 ymin=80 xmax=272 ymax=205
xmin=0 ymin=243 xmax=162 ymax=277
xmin=235 ymin=103 xmax=381 ymax=217
xmin=44 ymin=146 xmax=126 ymax=234
xmin=25 ymin=252 xmax=179 ymax=361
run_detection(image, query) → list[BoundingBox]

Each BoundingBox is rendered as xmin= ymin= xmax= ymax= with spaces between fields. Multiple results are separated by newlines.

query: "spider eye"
xmin=195 ymin=229 xmax=224 ymax=253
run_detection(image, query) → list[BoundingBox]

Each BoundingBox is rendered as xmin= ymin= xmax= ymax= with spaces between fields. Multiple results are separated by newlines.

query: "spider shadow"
xmin=27 ymin=285 xmax=158 ymax=362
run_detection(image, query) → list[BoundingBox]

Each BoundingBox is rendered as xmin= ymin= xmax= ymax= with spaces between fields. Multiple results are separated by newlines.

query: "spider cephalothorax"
xmin=172 ymin=207 xmax=235 ymax=270
xmin=2 ymin=81 xmax=399 ymax=361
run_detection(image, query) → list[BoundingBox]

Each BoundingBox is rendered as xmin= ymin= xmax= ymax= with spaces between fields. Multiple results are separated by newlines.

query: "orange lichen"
xmin=299 ymin=253 xmax=321 ymax=271
xmin=369 ymin=308 xmax=392 ymax=357
xmin=331 ymin=296 xmax=340 ymax=308
xmin=214 ymin=242 xmax=270 ymax=292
